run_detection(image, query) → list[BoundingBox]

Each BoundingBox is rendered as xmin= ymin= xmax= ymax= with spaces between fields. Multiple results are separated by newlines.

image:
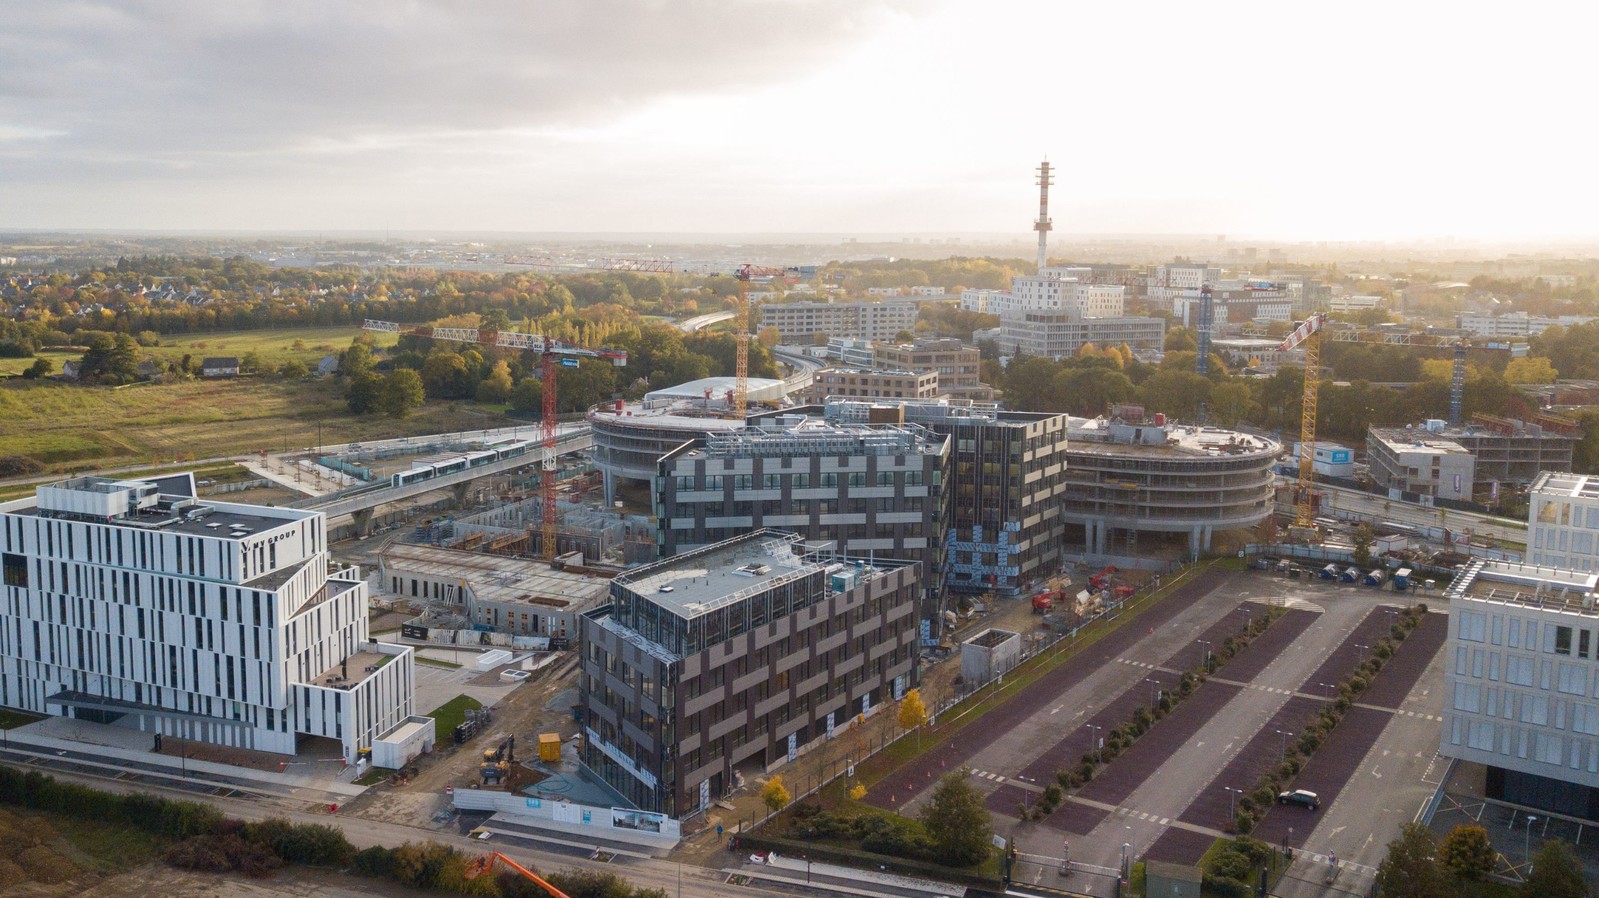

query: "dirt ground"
xmin=60 ymin=865 xmax=439 ymax=898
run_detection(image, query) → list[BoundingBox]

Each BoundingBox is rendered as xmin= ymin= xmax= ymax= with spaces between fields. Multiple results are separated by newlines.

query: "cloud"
xmin=0 ymin=0 xmax=910 ymax=181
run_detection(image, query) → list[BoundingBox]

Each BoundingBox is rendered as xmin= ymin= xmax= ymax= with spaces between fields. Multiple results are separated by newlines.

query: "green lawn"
xmin=0 ymin=709 xmax=43 ymax=729
xmin=143 ymin=325 xmax=399 ymax=369
xmin=426 ymin=694 xmax=484 ymax=744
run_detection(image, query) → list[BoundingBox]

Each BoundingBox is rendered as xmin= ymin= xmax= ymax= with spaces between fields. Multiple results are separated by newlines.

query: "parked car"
xmin=1277 ymin=789 xmax=1319 ymax=810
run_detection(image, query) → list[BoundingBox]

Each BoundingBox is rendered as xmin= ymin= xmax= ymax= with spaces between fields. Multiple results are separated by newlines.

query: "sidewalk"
xmin=751 ymin=850 xmax=969 ymax=897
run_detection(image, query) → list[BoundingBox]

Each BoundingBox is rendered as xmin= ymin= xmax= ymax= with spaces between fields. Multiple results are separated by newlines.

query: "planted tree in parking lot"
xmin=1438 ymin=824 xmax=1494 ymax=882
xmin=920 ymin=770 xmax=992 ymax=867
xmin=1522 ymin=840 xmax=1587 ymax=898
xmin=1375 ymin=824 xmax=1449 ymax=898
xmin=897 ymin=689 xmax=928 ymax=747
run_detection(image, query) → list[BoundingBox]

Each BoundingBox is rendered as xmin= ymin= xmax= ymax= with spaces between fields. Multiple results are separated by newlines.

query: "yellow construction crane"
xmin=1276 ymin=316 xmax=1524 ymax=537
xmin=730 ymin=264 xmax=812 ymax=417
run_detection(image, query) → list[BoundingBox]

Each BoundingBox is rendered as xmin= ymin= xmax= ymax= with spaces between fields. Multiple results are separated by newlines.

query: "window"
xmin=1458 ymin=612 xmax=1487 ymax=643
xmin=1559 ymin=663 xmax=1588 ymax=696
xmin=1453 ymin=682 xmax=1482 ymax=713
xmin=1556 ymin=626 xmax=1573 ymax=655
xmin=1 ymin=553 xmax=26 ymax=588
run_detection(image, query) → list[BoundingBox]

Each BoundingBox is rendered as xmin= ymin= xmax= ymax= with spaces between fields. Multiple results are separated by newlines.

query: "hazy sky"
xmin=2 ymin=1 xmax=1593 ymax=241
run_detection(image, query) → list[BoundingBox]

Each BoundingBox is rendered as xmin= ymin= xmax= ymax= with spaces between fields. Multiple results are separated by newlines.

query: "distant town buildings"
xmin=758 ymin=300 xmax=918 ymax=344
xmin=801 ymin=367 xmax=940 ymax=403
xmin=1456 ymin=312 xmax=1597 ymax=339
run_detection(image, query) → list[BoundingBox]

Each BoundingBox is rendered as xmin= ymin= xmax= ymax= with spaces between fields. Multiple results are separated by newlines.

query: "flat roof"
xmin=1067 ymin=418 xmax=1280 ymax=459
xmin=311 ymin=649 xmax=391 ymax=690
xmin=382 ymin=543 xmax=610 ymax=609
xmin=1533 ymin=472 xmax=1599 ymax=501
xmin=1369 ymin=428 xmax=1470 ymax=456
xmin=1446 ymin=559 xmax=1599 ymax=616
xmin=644 ymin=376 xmax=786 ymax=403
xmin=615 ymin=533 xmax=817 ymax=619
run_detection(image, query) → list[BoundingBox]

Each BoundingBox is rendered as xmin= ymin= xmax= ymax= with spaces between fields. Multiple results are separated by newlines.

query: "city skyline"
xmin=3 ymin=1 xmax=1596 ymax=242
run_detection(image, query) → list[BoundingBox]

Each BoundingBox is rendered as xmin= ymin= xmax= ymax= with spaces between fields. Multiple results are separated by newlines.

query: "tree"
xmin=476 ymin=360 xmax=514 ymax=403
xmin=1505 ymin=356 xmax=1559 ymax=384
xmin=848 ymin=783 xmax=867 ymax=802
xmin=1352 ymin=524 xmax=1374 ymax=568
xmin=757 ymin=325 xmax=782 ymax=348
xmin=378 ymin=369 xmax=426 ymax=419
xmin=346 ymin=372 xmax=382 ymax=415
xmin=897 ymin=689 xmax=929 ymax=747
xmin=78 ymin=332 xmax=141 ymax=384
xmin=1374 ymin=823 xmax=1449 ymax=898
xmin=919 ymin=770 xmax=992 ymax=867
xmin=1523 ymin=839 xmax=1587 ymax=898
xmin=760 ymin=775 xmax=790 ymax=814
xmin=277 ymin=359 xmax=309 ymax=380
xmin=509 ymin=377 xmax=544 ymax=416
xmin=339 ymin=340 xmax=375 ymax=380
xmin=421 ymin=351 xmax=475 ymax=399
xmin=1438 ymin=824 xmax=1495 ymax=882
xmin=22 ymin=357 xmax=52 ymax=379
xmin=1208 ymin=381 xmax=1256 ymax=428
xmin=240 ymin=351 xmax=264 ymax=373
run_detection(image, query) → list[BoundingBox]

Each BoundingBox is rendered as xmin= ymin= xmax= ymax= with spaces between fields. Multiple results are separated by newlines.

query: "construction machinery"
xmin=1275 ymin=315 xmax=1524 ymax=537
xmin=361 ymin=320 xmax=627 ymax=558
xmin=463 ymin=850 xmax=571 ymax=897
xmin=1087 ymin=566 xmax=1118 ymax=591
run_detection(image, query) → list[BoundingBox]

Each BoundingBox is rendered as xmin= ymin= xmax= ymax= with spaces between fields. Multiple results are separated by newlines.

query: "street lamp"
xmin=1086 ymin=724 xmax=1102 ymax=765
xmin=1317 ymin=682 xmax=1336 ymax=701
xmin=1354 ymin=643 xmax=1369 ymax=657
xmin=1144 ymin=678 xmax=1164 ymax=709
xmin=1224 ymin=786 xmax=1243 ymax=821
xmin=1197 ymin=640 xmax=1213 ymax=671
xmin=1526 ymin=814 xmax=1537 ymax=868
xmin=1276 ymin=730 xmax=1294 ymax=762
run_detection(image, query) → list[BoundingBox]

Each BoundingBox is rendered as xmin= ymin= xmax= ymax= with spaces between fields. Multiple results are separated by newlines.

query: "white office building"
xmin=1529 ymin=473 xmax=1599 ymax=573
xmin=1442 ymin=560 xmax=1599 ymax=816
xmin=0 ymin=474 xmax=416 ymax=763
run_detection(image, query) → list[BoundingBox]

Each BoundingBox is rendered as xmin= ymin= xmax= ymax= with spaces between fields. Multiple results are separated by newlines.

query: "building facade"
xmin=758 ymin=301 xmax=918 ymax=343
xmin=823 ymin=399 xmax=1071 ymax=595
xmin=801 ymin=367 xmax=940 ymax=403
xmin=873 ymin=338 xmax=993 ymax=400
xmin=1441 ymin=560 xmax=1599 ymax=816
xmin=997 ymin=310 xmax=1166 ymax=360
xmin=0 ymin=474 xmax=415 ymax=763
xmin=1529 ymin=473 xmax=1599 ymax=573
xmin=578 ymin=532 xmax=920 ymax=817
xmin=655 ymin=419 xmax=949 ymax=612
xmin=1366 ymin=427 xmax=1477 ymax=501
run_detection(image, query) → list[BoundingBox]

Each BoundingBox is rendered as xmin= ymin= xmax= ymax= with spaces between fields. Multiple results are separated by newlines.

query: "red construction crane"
xmin=361 ymin=320 xmax=627 ymax=558
xmin=463 ymin=850 xmax=570 ymax=897
xmin=732 ymin=264 xmax=805 ymax=417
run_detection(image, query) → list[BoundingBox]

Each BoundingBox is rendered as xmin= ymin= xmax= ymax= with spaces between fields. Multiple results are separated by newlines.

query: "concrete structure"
xmin=578 ymin=531 xmax=920 ymax=817
xmin=758 ymin=300 xmax=918 ymax=343
xmin=0 ymin=474 xmax=416 ymax=763
xmin=823 ymin=337 xmax=876 ymax=368
xmin=1174 ymin=283 xmax=1293 ymax=330
xmin=823 ymin=399 xmax=1071 ymax=595
xmin=1529 ymin=473 xmax=1599 ymax=573
xmin=1369 ymin=419 xmax=1578 ymax=497
xmin=1062 ymin=414 xmax=1279 ymax=556
xmin=378 ymin=542 xmax=610 ymax=642
xmin=958 ymin=289 xmax=1007 ymax=314
xmin=1367 ymin=427 xmax=1476 ymax=501
xmin=1456 ymin=312 xmax=1596 ymax=339
xmin=1006 ymin=271 xmax=1127 ymax=316
xmin=1212 ymin=337 xmax=1301 ymax=369
xmin=371 ymin=715 xmax=435 ymax=770
xmin=961 ymin=628 xmax=1022 ymax=684
xmin=655 ymin=417 xmax=949 ymax=620
xmin=801 ymin=367 xmax=940 ymax=403
xmin=1441 ymin=560 xmax=1599 ymax=817
xmin=873 ymin=338 xmax=994 ymax=401
xmin=1327 ymin=294 xmax=1383 ymax=313
xmin=1147 ymin=263 xmax=1222 ymax=310
xmin=997 ymin=309 xmax=1166 ymax=360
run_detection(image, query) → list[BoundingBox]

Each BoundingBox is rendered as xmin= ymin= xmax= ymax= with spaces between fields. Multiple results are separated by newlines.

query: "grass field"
xmin=141 ymin=325 xmax=399 ymax=369
xmin=0 ymin=375 xmax=509 ymax=471
xmin=426 ymin=694 xmax=484 ymax=744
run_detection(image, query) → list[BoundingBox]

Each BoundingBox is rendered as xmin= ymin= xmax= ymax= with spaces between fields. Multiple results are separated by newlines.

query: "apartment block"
xmin=1441 ymin=560 xmax=1599 ymax=816
xmin=801 ymin=367 xmax=940 ymax=403
xmin=823 ymin=399 xmax=1070 ymax=595
xmin=873 ymin=338 xmax=993 ymax=400
xmin=758 ymin=301 xmax=918 ymax=343
xmin=0 ymin=474 xmax=415 ymax=763
xmin=1366 ymin=427 xmax=1476 ymax=501
xmin=1529 ymin=473 xmax=1599 ymax=573
xmin=997 ymin=310 xmax=1166 ymax=360
xmin=578 ymin=532 xmax=920 ymax=816
xmin=655 ymin=419 xmax=949 ymax=609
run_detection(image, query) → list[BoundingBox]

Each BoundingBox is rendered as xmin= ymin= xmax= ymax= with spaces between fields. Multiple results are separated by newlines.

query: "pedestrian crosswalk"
xmin=1111 ymin=806 xmax=1172 ymax=825
xmin=970 ymin=768 xmax=1008 ymax=784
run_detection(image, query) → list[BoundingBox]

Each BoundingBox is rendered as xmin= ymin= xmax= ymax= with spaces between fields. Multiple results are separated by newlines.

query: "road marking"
xmin=1160 ymin=818 xmax=1170 ymax=825
xmin=1371 ymin=765 xmax=1382 ymax=779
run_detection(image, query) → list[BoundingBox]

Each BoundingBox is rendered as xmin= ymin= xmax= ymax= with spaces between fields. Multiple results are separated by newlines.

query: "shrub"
xmin=354 ymin=845 xmax=395 ymax=878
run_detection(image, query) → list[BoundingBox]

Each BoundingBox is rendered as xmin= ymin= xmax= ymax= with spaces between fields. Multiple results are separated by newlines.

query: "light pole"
xmin=1354 ymin=643 xmax=1369 ymax=658
xmin=1318 ymin=682 xmax=1335 ymax=701
xmin=1145 ymin=678 xmax=1163 ymax=709
xmin=1225 ymin=786 xmax=1243 ymax=821
xmin=1526 ymin=814 xmax=1537 ymax=868
xmin=1087 ymin=724 xmax=1102 ymax=765
xmin=1197 ymin=640 xmax=1212 ymax=671
xmin=1276 ymin=730 xmax=1294 ymax=762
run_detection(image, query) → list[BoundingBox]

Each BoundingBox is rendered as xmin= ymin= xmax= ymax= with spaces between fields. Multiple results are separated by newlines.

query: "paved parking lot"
xmin=928 ymin=569 xmax=1449 ymax=897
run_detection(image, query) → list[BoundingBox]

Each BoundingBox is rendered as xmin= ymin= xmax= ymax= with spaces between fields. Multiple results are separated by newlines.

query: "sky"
xmin=2 ymin=0 xmax=1595 ymax=242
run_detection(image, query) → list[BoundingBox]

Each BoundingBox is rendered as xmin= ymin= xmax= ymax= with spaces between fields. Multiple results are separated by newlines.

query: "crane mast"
xmin=360 ymin=320 xmax=626 ymax=558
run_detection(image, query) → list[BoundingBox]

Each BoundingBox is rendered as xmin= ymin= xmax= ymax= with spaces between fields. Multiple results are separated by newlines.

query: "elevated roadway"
xmin=303 ymin=429 xmax=593 ymax=534
xmin=675 ymin=310 xmax=734 ymax=332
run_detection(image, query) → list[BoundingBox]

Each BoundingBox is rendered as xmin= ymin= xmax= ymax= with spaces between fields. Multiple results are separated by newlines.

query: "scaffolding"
xmin=704 ymin=422 xmax=942 ymax=459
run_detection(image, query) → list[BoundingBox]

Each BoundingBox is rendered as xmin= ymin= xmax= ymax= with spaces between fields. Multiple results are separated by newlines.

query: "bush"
xmin=164 ymin=834 xmax=282 ymax=878
xmin=354 ymin=845 xmax=395 ymax=878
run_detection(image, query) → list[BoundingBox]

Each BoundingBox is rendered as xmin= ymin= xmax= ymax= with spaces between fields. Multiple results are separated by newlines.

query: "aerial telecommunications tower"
xmin=1034 ymin=159 xmax=1053 ymax=273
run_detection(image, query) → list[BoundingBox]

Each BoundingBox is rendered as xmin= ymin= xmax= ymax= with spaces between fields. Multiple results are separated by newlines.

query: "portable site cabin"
xmin=1363 ymin=569 xmax=1386 ymax=586
xmin=1393 ymin=568 xmax=1414 ymax=590
xmin=1340 ymin=566 xmax=1361 ymax=583
xmin=1320 ymin=564 xmax=1340 ymax=580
